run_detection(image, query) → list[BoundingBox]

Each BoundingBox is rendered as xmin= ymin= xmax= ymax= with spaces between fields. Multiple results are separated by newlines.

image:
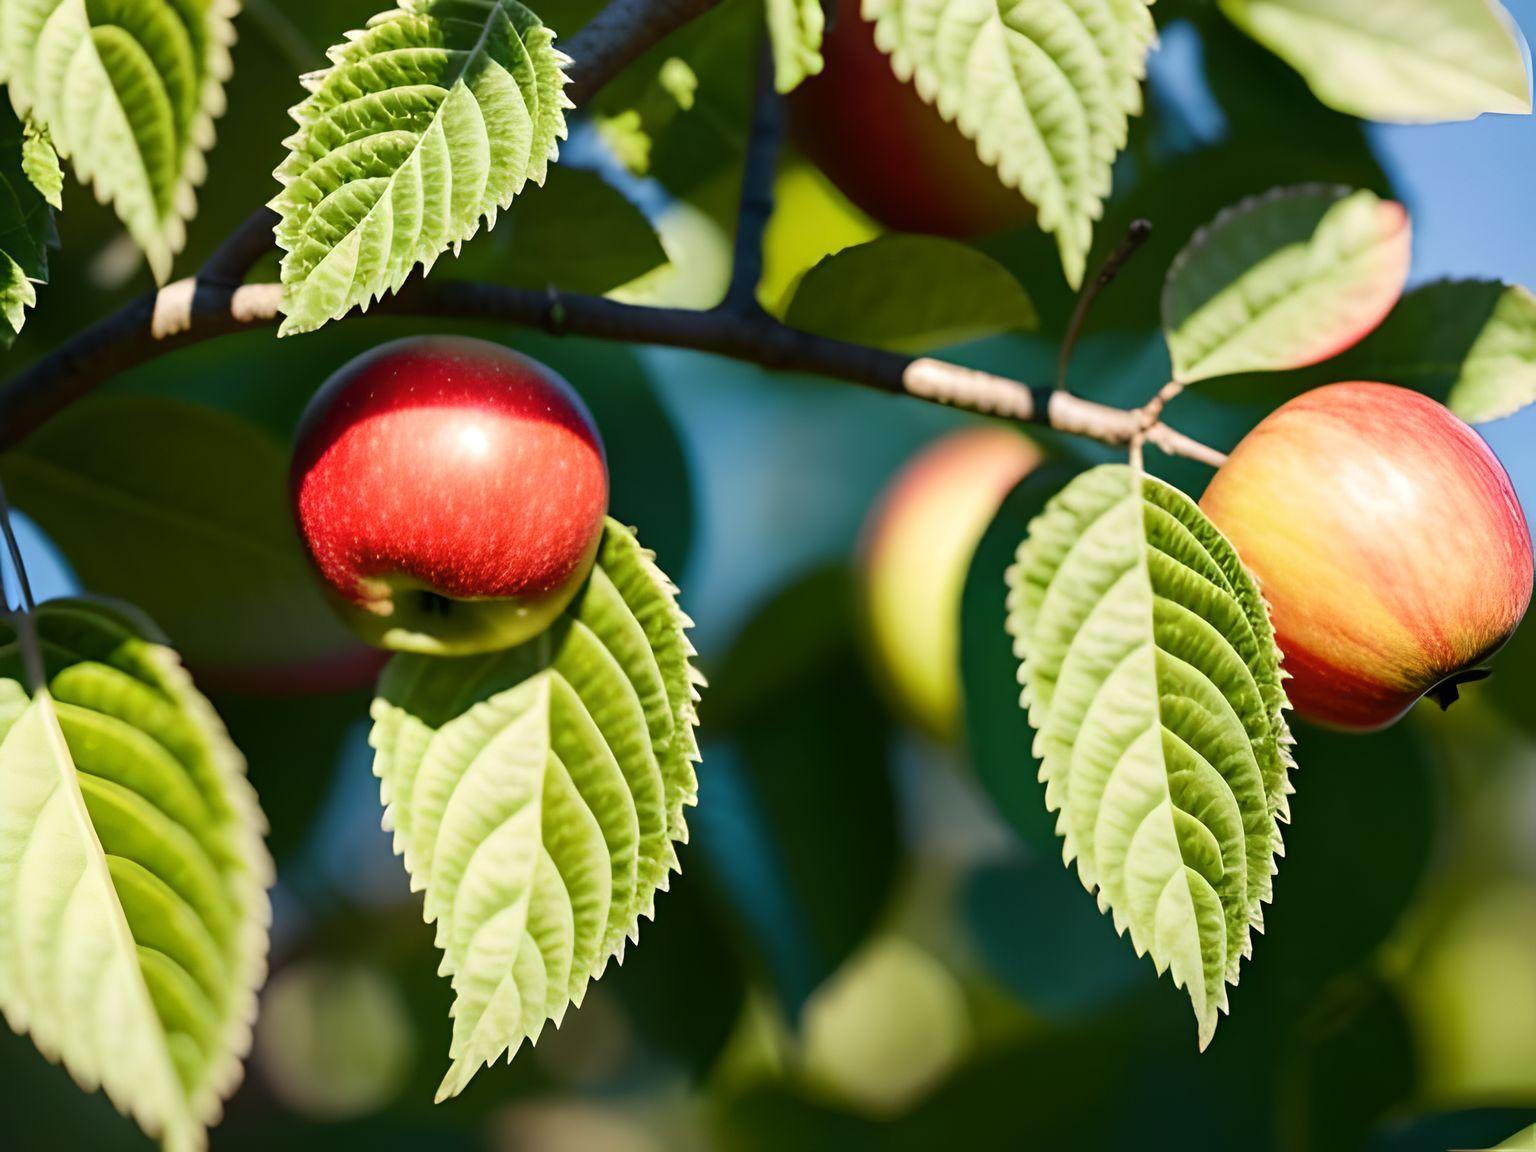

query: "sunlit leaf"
xmin=1218 ymin=0 xmax=1531 ymax=124
xmin=0 ymin=102 xmax=54 ymax=347
xmin=861 ymin=0 xmax=1156 ymax=286
xmin=1163 ymin=186 xmax=1410 ymax=383
xmin=0 ymin=599 xmax=271 ymax=1151
xmin=0 ymin=0 xmax=238 ymax=280
xmin=369 ymin=520 xmax=700 ymax=1098
xmin=766 ymin=0 xmax=824 ymax=93
xmin=272 ymin=0 xmax=572 ymax=334
xmin=1006 ymin=464 xmax=1295 ymax=1046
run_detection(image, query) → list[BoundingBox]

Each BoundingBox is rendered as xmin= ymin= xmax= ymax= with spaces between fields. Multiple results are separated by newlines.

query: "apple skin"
xmin=1200 ymin=382 xmax=1533 ymax=731
xmin=860 ymin=426 xmax=1042 ymax=741
xmin=787 ymin=0 xmax=1034 ymax=239
xmin=291 ymin=336 xmax=609 ymax=656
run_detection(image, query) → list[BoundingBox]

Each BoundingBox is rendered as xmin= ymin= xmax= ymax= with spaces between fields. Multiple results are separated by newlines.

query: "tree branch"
xmin=719 ymin=42 xmax=782 ymax=315
xmin=0 ymin=276 xmax=1227 ymax=467
xmin=0 ymin=0 xmax=1229 ymax=472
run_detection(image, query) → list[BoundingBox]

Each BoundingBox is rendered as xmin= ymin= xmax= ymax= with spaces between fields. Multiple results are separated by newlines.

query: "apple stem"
xmin=1057 ymin=219 xmax=1154 ymax=391
xmin=0 ymin=479 xmax=46 ymax=694
xmin=1426 ymin=668 xmax=1493 ymax=711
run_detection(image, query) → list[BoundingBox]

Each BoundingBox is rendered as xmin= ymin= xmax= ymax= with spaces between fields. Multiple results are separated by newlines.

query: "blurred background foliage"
xmin=4 ymin=0 xmax=1536 ymax=1148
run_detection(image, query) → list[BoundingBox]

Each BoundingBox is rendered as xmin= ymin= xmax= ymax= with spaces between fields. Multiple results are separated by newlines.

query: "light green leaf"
xmin=20 ymin=117 xmax=61 ymax=208
xmin=0 ymin=101 xmax=54 ymax=347
xmin=0 ymin=395 xmax=372 ymax=691
xmin=0 ymin=599 xmax=272 ymax=1151
xmin=1006 ymin=464 xmax=1295 ymax=1047
xmin=370 ymin=519 xmax=701 ymax=1099
xmin=444 ymin=165 xmax=667 ymax=295
xmin=1219 ymin=0 xmax=1531 ymax=124
xmin=271 ymin=0 xmax=572 ymax=336
xmin=783 ymin=233 xmax=1036 ymax=353
xmin=1495 ymin=1122 xmax=1536 ymax=1149
xmin=1163 ymin=186 xmax=1411 ymax=383
xmin=860 ymin=0 xmax=1156 ymax=287
xmin=0 ymin=0 xmax=238 ymax=281
xmin=766 ymin=0 xmax=824 ymax=94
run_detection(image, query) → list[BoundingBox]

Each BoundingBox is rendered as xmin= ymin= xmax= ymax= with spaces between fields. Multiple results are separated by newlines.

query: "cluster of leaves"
xmin=2 ymin=0 xmax=1536 ymax=1146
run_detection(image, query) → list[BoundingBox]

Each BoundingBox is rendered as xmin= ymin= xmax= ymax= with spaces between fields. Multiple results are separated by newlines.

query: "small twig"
xmin=720 ymin=41 xmax=783 ymax=316
xmin=1057 ymin=219 xmax=1153 ymax=390
xmin=0 ymin=479 xmax=45 ymax=694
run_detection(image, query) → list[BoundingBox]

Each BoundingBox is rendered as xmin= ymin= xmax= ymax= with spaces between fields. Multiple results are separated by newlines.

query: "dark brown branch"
xmin=0 ymin=276 xmax=1227 ymax=467
xmin=720 ymin=42 xmax=782 ymax=315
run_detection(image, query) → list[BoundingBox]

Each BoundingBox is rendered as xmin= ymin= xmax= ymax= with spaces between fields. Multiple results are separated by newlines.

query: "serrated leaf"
xmin=20 ymin=117 xmax=61 ymax=208
xmin=0 ymin=0 xmax=238 ymax=281
xmin=767 ymin=0 xmax=824 ymax=93
xmin=1005 ymin=464 xmax=1295 ymax=1046
xmin=1163 ymin=186 xmax=1411 ymax=384
xmin=0 ymin=599 xmax=272 ymax=1151
xmin=0 ymin=100 xmax=54 ymax=347
xmin=369 ymin=519 xmax=701 ymax=1098
xmin=782 ymin=234 xmax=1036 ymax=353
xmin=860 ymin=0 xmax=1156 ymax=287
xmin=271 ymin=0 xmax=572 ymax=336
xmin=1219 ymin=0 xmax=1531 ymax=124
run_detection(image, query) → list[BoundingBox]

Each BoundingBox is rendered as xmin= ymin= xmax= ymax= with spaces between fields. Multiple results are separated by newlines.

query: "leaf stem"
xmin=1057 ymin=219 xmax=1153 ymax=390
xmin=0 ymin=479 xmax=46 ymax=693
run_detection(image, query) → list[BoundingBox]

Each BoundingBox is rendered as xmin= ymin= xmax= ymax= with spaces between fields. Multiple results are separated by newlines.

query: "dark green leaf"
xmin=783 ymin=236 xmax=1037 ymax=354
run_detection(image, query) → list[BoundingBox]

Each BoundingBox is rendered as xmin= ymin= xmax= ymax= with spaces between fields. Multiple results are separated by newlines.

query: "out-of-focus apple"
xmin=1201 ymin=381 xmax=1533 ymax=731
xmin=292 ymin=337 xmax=609 ymax=656
xmin=860 ymin=426 xmax=1042 ymax=741
xmin=787 ymin=0 xmax=1034 ymax=239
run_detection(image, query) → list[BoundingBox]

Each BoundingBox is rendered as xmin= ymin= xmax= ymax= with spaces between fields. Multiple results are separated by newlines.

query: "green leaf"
xmin=1497 ymin=1122 xmax=1536 ymax=1149
xmin=0 ymin=101 xmax=55 ymax=347
xmin=1346 ymin=280 xmax=1536 ymax=424
xmin=1218 ymin=0 xmax=1531 ymax=124
xmin=20 ymin=117 xmax=61 ymax=208
xmin=271 ymin=0 xmax=573 ymax=336
xmin=369 ymin=519 xmax=701 ymax=1099
xmin=766 ymin=0 xmax=824 ymax=94
xmin=1163 ymin=186 xmax=1411 ymax=384
xmin=0 ymin=395 xmax=373 ymax=692
xmin=0 ymin=599 xmax=272 ymax=1151
xmin=444 ymin=165 xmax=667 ymax=295
xmin=860 ymin=0 xmax=1156 ymax=287
xmin=0 ymin=0 xmax=238 ymax=281
xmin=1005 ymin=464 xmax=1295 ymax=1047
xmin=782 ymin=235 xmax=1036 ymax=353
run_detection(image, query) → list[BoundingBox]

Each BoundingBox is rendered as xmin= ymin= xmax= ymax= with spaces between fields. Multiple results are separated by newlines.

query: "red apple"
xmin=1200 ymin=382 xmax=1532 ymax=731
xmin=291 ymin=336 xmax=609 ymax=655
xmin=787 ymin=0 xmax=1034 ymax=238
xmin=860 ymin=426 xmax=1042 ymax=741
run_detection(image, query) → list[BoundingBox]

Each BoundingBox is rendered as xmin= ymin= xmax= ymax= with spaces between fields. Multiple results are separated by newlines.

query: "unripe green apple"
xmin=1201 ymin=382 xmax=1532 ymax=731
xmin=291 ymin=337 xmax=609 ymax=656
xmin=860 ymin=426 xmax=1042 ymax=741
xmin=787 ymin=0 xmax=1034 ymax=239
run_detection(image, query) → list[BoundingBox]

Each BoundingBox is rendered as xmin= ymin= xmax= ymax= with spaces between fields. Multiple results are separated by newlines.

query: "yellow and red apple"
xmin=860 ymin=426 xmax=1041 ymax=741
xmin=291 ymin=336 xmax=609 ymax=656
xmin=1202 ymin=382 xmax=1532 ymax=731
xmin=787 ymin=0 xmax=1033 ymax=239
